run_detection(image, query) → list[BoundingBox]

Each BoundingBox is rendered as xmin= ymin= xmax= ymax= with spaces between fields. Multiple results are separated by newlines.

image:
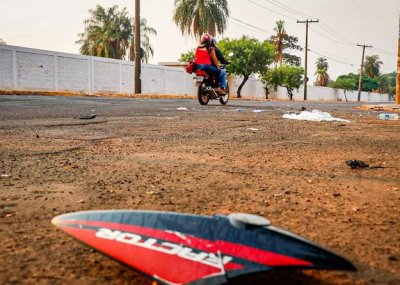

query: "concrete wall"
xmin=0 ymin=44 xmax=198 ymax=96
xmin=0 ymin=44 xmax=391 ymax=102
xmin=266 ymin=85 xmax=391 ymax=102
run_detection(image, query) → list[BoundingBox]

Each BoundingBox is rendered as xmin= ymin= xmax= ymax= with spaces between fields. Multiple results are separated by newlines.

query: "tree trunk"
xmin=264 ymin=87 xmax=269 ymax=99
xmin=285 ymin=87 xmax=293 ymax=100
xmin=237 ymin=75 xmax=249 ymax=98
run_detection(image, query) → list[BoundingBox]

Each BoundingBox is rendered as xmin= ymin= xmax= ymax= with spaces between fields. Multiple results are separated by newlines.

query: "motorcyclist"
xmin=194 ymin=33 xmax=227 ymax=94
xmin=211 ymin=37 xmax=230 ymax=65
xmin=211 ymin=37 xmax=229 ymax=94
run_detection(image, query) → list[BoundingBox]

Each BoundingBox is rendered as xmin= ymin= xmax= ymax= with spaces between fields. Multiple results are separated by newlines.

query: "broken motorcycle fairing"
xmin=52 ymin=211 xmax=356 ymax=285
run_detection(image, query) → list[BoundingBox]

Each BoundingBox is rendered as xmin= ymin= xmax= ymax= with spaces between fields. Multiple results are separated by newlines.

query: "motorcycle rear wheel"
xmin=219 ymin=84 xmax=230 ymax=105
xmin=197 ymin=83 xmax=209 ymax=105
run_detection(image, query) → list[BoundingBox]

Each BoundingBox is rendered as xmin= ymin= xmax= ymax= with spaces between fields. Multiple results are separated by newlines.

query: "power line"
xmin=246 ymin=0 xmax=297 ymax=21
xmin=230 ymin=17 xmax=356 ymax=67
xmin=253 ymin=0 xmax=396 ymax=59
xmin=261 ymin=0 xmax=356 ymax=45
xmin=373 ymin=47 xmax=397 ymax=57
xmin=309 ymin=26 xmax=355 ymax=47
xmin=264 ymin=0 xmax=312 ymax=18
xmin=309 ymin=49 xmax=357 ymax=67
xmin=228 ymin=16 xmax=395 ymax=76
xmin=309 ymin=45 xmax=357 ymax=64
xmin=318 ymin=23 xmax=356 ymax=45
xmin=229 ymin=17 xmax=273 ymax=37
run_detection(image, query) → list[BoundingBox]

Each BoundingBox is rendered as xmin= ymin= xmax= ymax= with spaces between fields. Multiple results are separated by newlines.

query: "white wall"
xmin=0 ymin=44 xmax=391 ymax=102
xmin=267 ymin=85 xmax=391 ymax=102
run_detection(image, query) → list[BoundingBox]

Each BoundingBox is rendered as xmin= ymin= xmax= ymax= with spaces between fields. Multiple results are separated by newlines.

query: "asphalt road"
xmin=0 ymin=94 xmax=372 ymax=121
xmin=1 ymin=94 xmax=399 ymax=285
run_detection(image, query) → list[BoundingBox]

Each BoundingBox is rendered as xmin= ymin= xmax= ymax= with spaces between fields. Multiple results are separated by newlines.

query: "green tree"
xmin=173 ymin=0 xmax=229 ymax=38
xmin=329 ymin=77 xmax=354 ymax=102
xmin=330 ymin=73 xmax=378 ymax=92
xmin=270 ymin=20 xmax=302 ymax=66
xmin=77 ymin=5 xmax=132 ymax=59
xmin=376 ymin=74 xmax=390 ymax=94
xmin=314 ymin=57 xmax=330 ymax=86
xmin=364 ymin=54 xmax=383 ymax=78
xmin=77 ymin=5 xmax=156 ymax=62
xmin=178 ymin=50 xmax=195 ymax=62
xmin=218 ymin=36 xmax=275 ymax=98
xmin=361 ymin=76 xmax=379 ymax=92
xmin=261 ymin=65 xmax=304 ymax=100
xmin=373 ymin=72 xmax=396 ymax=96
xmin=129 ymin=18 xmax=157 ymax=63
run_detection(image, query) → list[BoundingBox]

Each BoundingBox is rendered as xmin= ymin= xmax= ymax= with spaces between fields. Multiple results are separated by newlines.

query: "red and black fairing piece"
xmin=52 ymin=211 xmax=356 ymax=285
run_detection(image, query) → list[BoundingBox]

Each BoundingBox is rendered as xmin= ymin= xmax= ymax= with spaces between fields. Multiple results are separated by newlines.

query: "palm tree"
xmin=173 ymin=0 xmax=229 ymax=38
xmin=77 ymin=5 xmax=132 ymax=60
xmin=376 ymin=74 xmax=390 ymax=94
xmin=269 ymin=21 xmax=302 ymax=66
xmin=364 ymin=55 xmax=383 ymax=78
xmin=272 ymin=20 xmax=286 ymax=66
xmin=129 ymin=18 xmax=157 ymax=63
xmin=314 ymin=57 xmax=330 ymax=86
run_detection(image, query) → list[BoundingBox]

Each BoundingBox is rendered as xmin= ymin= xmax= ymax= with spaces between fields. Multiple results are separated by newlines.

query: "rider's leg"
xmin=219 ymin=69 xmax=227 ymax=94
xmin=220 ymin=69 xmax=227 ymax=89
xmin=196 ymin=64 xmax=221 ymax=87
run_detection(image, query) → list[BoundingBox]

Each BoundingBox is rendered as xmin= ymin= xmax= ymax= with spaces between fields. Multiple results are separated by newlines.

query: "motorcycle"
xmin=194 ymin=65 xmax=230 ymax=106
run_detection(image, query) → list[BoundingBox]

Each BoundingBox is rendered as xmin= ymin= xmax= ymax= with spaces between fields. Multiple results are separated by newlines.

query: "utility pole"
xmin=356 ymin=44 xmax=372 ymax=102
xmin=396 ymin=15 xmax=400 ymax=104
xmin=297 ymin=19 xmax=319 ymax=101
xmin=134 ymin=0 xmax=141 ymax=94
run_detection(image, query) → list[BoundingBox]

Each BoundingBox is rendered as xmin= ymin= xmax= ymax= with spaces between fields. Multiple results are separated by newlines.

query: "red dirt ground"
xmin=0 ymin=105 xmax=399 ymax=285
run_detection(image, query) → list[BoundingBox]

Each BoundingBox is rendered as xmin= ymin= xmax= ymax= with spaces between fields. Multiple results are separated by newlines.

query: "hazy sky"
xmin=1 ymin=0 xmax=398 ymax=80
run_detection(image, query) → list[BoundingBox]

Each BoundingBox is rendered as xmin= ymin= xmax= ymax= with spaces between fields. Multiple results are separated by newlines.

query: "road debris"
xmin=79 ymin=114 xmax=97 ymax=120
xmin=283 ymin=110 xmax=350 ymax=122
xmin=346 ymin=160 xmax=385 ymax=169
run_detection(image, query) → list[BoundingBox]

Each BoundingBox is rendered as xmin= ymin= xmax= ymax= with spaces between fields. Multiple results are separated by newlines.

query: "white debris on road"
xmin=283 ymin=110 xmax=350 ymax=122
xmin=176 ymin=107 xmax=188 ymax=111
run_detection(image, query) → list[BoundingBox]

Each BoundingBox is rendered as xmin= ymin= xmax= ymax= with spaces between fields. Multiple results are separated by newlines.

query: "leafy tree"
xmin=330 ymin=73 xmax=379 ymax=92
xmin=376 ymin=74 xmax=390 ymax=94
xmin=77 ymin=5 xmax=156 ymax=62
xmin=178 ymin=50 xmax=195 ymax=62
xmin=364 ymin=54 xmax=382 ymax=78
xmin=77 ymin=5 xmax=132 ymax=59
xmin=218 ymin=36 xmax=275 ymax=98
xmin=376 ymin=71 xmax=396 ymax=96
xmin=361 ymin=76 xmax=379 ymax=92
xmin=173 ymin=0 xmax=229 ymax=38
xmin=261 ymin=65 xmax=304 ymax=100
xmin=329 ymin=77 xmax=354 ymax=102
xmin=270 ymin=20 xmax=302 ymax=67
xmin=314 ymin=57 xmax=330 ymax=86
xmin=129 ymin=18 xmax=157 ymax=63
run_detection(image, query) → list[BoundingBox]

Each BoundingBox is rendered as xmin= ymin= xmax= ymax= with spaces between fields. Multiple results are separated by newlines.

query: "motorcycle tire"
xmin=197 ymin=83 xmax=209 ymax=105
xmin=219 ymin=84 xmax=230 ymax=105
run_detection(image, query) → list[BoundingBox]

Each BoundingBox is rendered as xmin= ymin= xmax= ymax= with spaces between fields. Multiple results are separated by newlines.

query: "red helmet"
xmin=200 ymin=33 xmax=212 ymax=43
